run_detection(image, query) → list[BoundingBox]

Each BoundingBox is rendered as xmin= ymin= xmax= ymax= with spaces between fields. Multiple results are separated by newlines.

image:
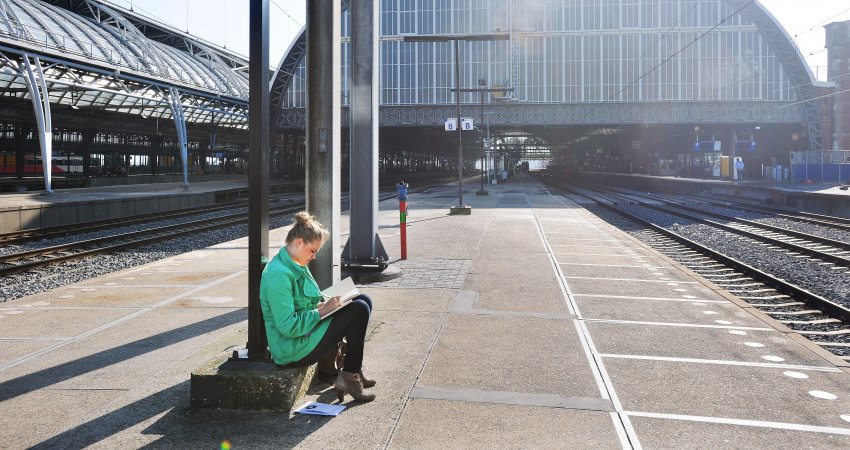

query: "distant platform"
xmin=560 ymin=171 xmax=850 ymax=218
xmin=0 ymin=179 xmax=301 ymax=234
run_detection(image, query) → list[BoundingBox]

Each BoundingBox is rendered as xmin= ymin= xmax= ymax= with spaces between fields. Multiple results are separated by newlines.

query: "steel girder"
xmin=278 ymin=101 xmax=803 ymax=129
xmin=0 ymin=48 xmax=247 ymax=129
xmin=10 ymin=0 xmax=249 ymax=99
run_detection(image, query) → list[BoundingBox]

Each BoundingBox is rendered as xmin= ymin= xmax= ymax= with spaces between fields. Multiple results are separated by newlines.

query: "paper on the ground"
xmin=294 ymin=401 xmax=346 ymax=416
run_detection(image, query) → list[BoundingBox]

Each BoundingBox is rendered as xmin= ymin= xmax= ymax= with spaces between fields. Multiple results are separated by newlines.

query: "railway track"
xmin=0 ymin=177 xmax=452 ymax=280
xmin=537 ymin=176 xmax=850 ymax=360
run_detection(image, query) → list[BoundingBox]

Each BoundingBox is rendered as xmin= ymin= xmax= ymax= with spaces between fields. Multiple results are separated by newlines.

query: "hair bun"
xmin=293 ymin=211 xmax=313 ymax=226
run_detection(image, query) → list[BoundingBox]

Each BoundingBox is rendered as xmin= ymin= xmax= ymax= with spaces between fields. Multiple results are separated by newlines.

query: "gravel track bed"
xmin=0 ymin=211 xmax=299 ymax=302
xmin=685 ymin=202 xmax=850 ymax=243
xmin=0 ymin=207 xmax=248 ymax=257
xmin=616 ymin=204 xmax=850 ymax=307
xmin=583 ymin=202 xmax=850 ymax=351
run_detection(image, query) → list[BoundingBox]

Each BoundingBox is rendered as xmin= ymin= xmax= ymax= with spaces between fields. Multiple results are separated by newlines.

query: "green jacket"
xmin=260 ymin=248 xmax=331 ymax=365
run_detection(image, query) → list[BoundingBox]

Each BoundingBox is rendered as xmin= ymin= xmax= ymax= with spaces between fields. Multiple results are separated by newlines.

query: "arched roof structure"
xmin=271 ymin=0 xmax=825 ymax=151
xmin=0 ymin=0 xmax=248 ymax=129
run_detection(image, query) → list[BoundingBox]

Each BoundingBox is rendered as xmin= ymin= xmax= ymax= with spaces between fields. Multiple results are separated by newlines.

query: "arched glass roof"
xmin=0 ymin=0 xmax=248 ymax=97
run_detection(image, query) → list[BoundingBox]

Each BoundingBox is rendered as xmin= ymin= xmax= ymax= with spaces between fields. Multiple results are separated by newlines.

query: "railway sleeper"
xmin=763 ymin=310 xmax=823 ymax=316
xmin=796 ymin=329 xmax=850 ymax=336
xmin=748 ymin=301 xmax=804 ymax=307
xmin=812 ymin=341 xmax=850 ymax=348
xmin=779 ymin=318 xmax=841 ymax=325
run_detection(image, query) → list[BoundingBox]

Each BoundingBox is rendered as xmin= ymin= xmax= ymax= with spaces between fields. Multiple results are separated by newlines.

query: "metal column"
xmin=168 ymin=87 xmax=189 ymax=188
xmin=21 ymin=54 xmax=53 ymax=194
xmin=247 ymin=0 xmax=270 ymax=359
xmin=345 ymin=0 xmax=387 ymax=268
xmin=306 ymin=0 xmax=341 ymax=288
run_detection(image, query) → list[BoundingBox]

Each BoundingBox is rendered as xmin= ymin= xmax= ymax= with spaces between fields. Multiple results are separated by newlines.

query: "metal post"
xmin=306 ymin=0 xmax=341 ymax=288
xmin=14 ymin=124 xmax=25 ymax=179
xmin=247 ymin=0 xmax=270 ymax=360
xmin=346 ymin=0 xmax=387 ymax=268
xmin=455 ymin=39 xmax=464 ymax=208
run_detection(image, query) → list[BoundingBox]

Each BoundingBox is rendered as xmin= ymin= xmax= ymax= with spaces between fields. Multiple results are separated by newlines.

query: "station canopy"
xmin=0 ymin=0 xmax=249 ymax=129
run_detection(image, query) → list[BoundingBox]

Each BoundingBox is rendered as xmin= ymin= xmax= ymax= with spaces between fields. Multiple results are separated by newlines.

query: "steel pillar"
xmin=345 ymin=0 xmax=387 ymax=268
xmin=14 ymin=124 xmax=25 ymax=179
xmin=21 ymin=54 xmax=53 ymax=193
xmin=168 ymin=87 xmax=190 ymax=188
xmin=306 ymin=0 xmax=341 ymax=288
xmin=247 ymin=0 xmax=270 ymax=359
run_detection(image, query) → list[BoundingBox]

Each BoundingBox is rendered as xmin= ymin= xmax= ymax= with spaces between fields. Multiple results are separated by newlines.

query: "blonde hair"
xmin=286 ymin=211 xmax=329 ymax=245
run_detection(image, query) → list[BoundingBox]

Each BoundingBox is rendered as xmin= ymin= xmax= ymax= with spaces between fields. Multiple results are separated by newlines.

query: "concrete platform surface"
xmin=2 ymin=173 xmax=850 ymax=448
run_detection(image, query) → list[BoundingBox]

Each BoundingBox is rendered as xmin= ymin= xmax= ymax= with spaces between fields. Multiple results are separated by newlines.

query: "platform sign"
xmin=444 ymin=118 xmax=474 ymax=131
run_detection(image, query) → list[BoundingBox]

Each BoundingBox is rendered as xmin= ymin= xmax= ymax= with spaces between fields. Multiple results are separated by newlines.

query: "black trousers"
xmin=286 ymin=294 xmax=372 ymax=373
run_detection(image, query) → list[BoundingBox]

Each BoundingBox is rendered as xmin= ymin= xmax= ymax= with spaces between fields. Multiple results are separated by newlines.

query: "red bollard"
xmin=397 ymin=182 xmax=409 ymax=260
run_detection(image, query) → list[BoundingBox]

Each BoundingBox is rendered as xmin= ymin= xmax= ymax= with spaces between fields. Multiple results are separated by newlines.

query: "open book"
xmin=319 ymin=277 xmax=359 ymax=319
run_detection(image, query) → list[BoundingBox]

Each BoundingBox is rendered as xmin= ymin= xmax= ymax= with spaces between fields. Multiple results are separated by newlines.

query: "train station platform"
xmin=2 ymin=173 xmax=850 ymax=448
xmin=0 ymin=179 xmax=300 ymax=234
xmin=568 ymin=171 xmax=850 ymax=219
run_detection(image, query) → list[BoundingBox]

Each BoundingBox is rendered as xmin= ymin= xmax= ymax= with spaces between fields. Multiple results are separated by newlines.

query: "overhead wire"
xmin=793 ymin=5 xmax=850 ymax=39
xmin=270 ymin=0 xmax=304 ymax=28
xmin=608 ymin=0 xmax=756 ymax=103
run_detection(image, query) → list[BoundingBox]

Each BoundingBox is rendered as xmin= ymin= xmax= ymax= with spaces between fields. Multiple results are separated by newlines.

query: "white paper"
xmin=321 ymin=277 xmax=357 ymax=300
xmin=294 ymin=401 xmax=346 ymax=416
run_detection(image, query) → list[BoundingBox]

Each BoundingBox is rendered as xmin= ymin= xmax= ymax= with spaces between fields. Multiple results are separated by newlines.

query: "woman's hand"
xmin=317 ymin=296 xmax=341 ymax=316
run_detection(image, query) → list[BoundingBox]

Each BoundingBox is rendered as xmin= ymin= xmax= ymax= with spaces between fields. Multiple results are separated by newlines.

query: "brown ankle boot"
xmin=334 ymin=371 xmax=376 ymax=403
xmin=359 ymin=370 xmax=376 ymax=388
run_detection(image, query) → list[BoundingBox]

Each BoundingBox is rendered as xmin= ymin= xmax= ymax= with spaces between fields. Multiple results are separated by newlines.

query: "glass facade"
xmin=285 ymin=0 xmax=795 ymax=107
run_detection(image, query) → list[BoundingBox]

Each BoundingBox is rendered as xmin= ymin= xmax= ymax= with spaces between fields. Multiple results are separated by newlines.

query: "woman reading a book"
xmin=260 ymin=212 xmax=376 ymax=403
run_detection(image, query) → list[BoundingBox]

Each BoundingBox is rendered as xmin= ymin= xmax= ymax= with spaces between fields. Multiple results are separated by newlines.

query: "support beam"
xmin=247 ymin=0 xmax=270 ymax=360
xmin=346 ymin=0 xmax=387 ymax=268
xmin=22 ymin=54 xmax=53 ymax=193
xmin=168 ymin=87 xmax=190 ymax=188
xmin=14 ymin=124 xmax=25 ymax=179
xmin=306 ymin=0 xmax=341 ymax=288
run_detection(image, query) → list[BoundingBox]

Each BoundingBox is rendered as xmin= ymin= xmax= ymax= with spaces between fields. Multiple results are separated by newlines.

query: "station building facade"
xmin=273 ymin=0 xmax=828 ymax=179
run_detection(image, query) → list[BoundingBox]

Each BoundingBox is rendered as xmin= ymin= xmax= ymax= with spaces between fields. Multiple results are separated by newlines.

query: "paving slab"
xmin=15 ymin=286 xmax=188 ymax=308
xmin=0 ymin=388 xmax=127 ymax=448
xmin=568 ymin=276 xmax=722 ymax=299
xmin=607 ymin=358 xmax=850 ymax=427
xmin=388 ymin=399 xmax=622 ymax=449
xmin=418 ymin=314 xmax=600 ymax=398
xmin=0 ymin=308 xmax=245 ymax=390
xmin=587 ymin=321 xmax=834 ymax=367
xmin=553 ymin=252 xmax=670 ymax=267
xmin=559 ymin=263 xmax=697 ymax=282
xmin=74 ymin=269 xmax=236 ymax=287
xmin=628 ymin=415 xmax=850 ymax=449
xmin=358 ymin=287 xmax=453 ymax=313
xmin=0 ymin=340 xmax=59 ymax=367
xmin=0 ymin=308 xmax=138 ymax=339
xmin=463 ymin=274 xmax=570 ymax=314
xmin=469 ymin=250 xmax=553 ymax=275
xmin=575 ymin=295 xmax=767 ymax=327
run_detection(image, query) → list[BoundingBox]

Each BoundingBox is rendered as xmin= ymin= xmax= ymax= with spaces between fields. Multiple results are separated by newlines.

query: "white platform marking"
xmin=625 ymin=411 xmax=850 ymax=436
xmin=783 ymin=371 xmax=809 ymax=379
xmin=745 ymin=342 xmax=765 ymax=348
xmin=809 ymin=390 xmax=838 ymax=400
xmin=600 ymin=353 xmax=840 ymax=371
xmin=762 ymin=355 xmax=786 ymax=362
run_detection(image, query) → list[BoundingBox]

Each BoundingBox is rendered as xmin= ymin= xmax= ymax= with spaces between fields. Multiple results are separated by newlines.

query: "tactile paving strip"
xmin=367 ymin=258 xmax=471 ymax=289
